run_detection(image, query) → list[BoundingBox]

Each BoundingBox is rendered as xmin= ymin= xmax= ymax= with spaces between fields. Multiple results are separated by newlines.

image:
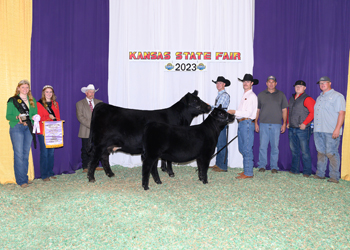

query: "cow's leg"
xmin=101 ymin=152 xmax=115 ymax=178
xmin=196 ymin=157 xmax=210 ymax=184
xmin=160 ymin=159 xmax=167 ymax=172
xmin=166 ymin=160 xmax=175 ymax=177
xmin=142 ymin=157 xmax=157 ymax=190
xmin=88 ymin=146 xmax=102 ymax=182
xmin=150 ymin=161 xmax=162 ymax=185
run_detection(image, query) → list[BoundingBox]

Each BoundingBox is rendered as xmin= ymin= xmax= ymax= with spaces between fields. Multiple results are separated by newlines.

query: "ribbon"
xmin=32 ymin=114 xmax=41 ymax=133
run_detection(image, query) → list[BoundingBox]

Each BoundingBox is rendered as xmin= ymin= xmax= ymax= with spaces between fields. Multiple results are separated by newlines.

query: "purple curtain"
xmin=31 ymin=0 xmax=109 ymax=177
xmin=253 ymin=0 xmax=350 ymax=174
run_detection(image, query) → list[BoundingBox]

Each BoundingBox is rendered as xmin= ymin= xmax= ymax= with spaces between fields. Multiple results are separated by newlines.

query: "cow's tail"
xmin=87 ymin=109 xmax=95 ymax=154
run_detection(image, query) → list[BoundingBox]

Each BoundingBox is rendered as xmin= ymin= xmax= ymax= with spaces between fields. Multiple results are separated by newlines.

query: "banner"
xmin=44 ymin=121 xmax=64 ymax=148
xmin=129 ymin=50 xmax=243 ymax=72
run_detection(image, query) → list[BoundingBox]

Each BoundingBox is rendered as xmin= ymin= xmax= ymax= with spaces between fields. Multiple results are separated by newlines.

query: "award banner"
xmin=43 ymin=121 xmax=64 ymax=148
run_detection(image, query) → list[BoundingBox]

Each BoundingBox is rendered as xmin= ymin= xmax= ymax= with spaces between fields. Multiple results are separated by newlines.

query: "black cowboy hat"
xmin=238 ymin=74 xmax=259 ymax=85
xmin=212 ymin=76 xmax=231 ymax=87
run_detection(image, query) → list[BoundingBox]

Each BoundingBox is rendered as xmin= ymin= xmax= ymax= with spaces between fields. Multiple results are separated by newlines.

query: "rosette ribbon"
xmin=32 ymin=114 xmax=41 ymax=133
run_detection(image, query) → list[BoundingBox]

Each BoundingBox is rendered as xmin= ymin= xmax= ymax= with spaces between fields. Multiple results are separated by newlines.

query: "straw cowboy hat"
xmin=81 ymin=84 xmax=99 ymax=93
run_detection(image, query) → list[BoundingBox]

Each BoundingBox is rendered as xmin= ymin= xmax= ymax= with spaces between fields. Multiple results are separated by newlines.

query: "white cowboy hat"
xmin=81 ymin=84 xmax=99 ymax=93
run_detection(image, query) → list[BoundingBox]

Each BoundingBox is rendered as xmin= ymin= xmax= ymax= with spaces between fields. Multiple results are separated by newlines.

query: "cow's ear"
xmin=192 ymin=90 xmax=198 ymax=96
xmin=218 ymin=104 xmax=222 ymax=109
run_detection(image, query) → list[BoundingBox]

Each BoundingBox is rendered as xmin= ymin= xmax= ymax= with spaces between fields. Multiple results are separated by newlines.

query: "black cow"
xmin=87 ymin=90 xmax=211 ymax=182
xmin=141 ymin=105 xmax=235 ymax=190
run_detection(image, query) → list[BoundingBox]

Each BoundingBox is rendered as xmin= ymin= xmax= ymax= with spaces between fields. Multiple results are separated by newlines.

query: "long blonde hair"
xmin=40 ymin=86 xmax=58 ymax=109
xmin=13 ymin=79 xmax=35 ymax=108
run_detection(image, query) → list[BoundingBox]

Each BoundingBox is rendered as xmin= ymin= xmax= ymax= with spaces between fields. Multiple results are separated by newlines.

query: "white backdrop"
xmin=108 ymin=0 xmax=255 ymax=168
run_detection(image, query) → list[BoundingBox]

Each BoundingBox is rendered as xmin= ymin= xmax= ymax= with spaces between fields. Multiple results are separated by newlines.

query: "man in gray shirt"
xmin=255 ymin=76 xmax=288 ymax=173
xmin=313 ymin=76 xmax=346 ymax=183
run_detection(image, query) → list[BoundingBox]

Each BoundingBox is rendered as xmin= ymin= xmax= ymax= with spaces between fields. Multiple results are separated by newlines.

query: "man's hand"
xmin=227 ymin=110 xmax=235 ymax=115
xmin=332 ymin=129 xmax=340 ymax=139
xmin=255 ymin=123 xmax=259 ymax=133
xmin=281 ymin=123 xmax=286 ymax=133
xmin=299 ymin=123 xmax=306 ymax=130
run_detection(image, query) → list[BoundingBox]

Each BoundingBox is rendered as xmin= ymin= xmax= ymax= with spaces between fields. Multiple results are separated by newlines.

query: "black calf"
xmin=87 ymin=90 xmax=211 ymax=182
xmin=141 ymin=105 xmax=235 ymax=190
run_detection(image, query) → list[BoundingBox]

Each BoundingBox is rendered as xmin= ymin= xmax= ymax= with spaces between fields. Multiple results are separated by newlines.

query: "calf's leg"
xmin=101 ymin=152 xmax=115 ymax=178
xmin=150 ymin=161 xmax=162 ymax=184
xmin=161 ymin=160 xmax=175 ymax=177
xmin=196 ymin=157 xmax=210 ymax=184
xmin=88 ymin=146 xmax=102 ymax=182
xmin=142 ymin=157 xmax=158 ymax=190
xmin=166 ymin=160 xmax=175 ymax=177
xmin=160 ymin=160 xmax=167 ymax=172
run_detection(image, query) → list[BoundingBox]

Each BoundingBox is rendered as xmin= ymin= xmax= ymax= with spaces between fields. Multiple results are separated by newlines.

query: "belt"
xmin=237 ymin=118 xmax=255 ymax=123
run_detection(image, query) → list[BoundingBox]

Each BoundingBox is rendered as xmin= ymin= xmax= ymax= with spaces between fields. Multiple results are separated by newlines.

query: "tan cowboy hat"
xmin=81 ymin=84 xmax=99 ymax=93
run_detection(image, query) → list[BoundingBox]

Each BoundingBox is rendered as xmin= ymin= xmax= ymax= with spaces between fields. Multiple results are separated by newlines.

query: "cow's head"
xmin=210 ymin=104 xmax=235 ymax=127
xmin=185 ymin=90 xmax=211 ymax=115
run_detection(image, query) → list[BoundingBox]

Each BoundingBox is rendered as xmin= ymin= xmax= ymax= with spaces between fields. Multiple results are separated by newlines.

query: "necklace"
xmin=20 ymin=95 xmax=27 ymax=101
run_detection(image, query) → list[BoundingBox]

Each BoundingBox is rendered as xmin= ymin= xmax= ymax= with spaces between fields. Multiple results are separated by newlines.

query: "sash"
xmin=8 ymin=96 xmax=37 ymax=148
xmin=38 ymin=100 xmax=56 ymax=121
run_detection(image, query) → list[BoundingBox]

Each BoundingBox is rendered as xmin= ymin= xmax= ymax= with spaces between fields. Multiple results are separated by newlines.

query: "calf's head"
xmin=185 ymin=90 xmax=211 ymax=115
xmin=210 ymin=105 xmax=235 ymax=129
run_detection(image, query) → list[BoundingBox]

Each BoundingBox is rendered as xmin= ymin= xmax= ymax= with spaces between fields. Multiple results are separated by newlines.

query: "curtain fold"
xmin=0 ymin=0 xmax=34 ymax=184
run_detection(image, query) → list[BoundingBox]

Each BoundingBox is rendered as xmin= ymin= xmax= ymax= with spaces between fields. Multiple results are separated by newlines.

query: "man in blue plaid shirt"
xmin=210 ymin=76 xmax=231 ymax=172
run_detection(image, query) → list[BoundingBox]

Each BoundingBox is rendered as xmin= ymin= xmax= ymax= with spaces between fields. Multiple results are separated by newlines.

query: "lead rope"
xmin=211 ymin=134 xmax=237 ymax=160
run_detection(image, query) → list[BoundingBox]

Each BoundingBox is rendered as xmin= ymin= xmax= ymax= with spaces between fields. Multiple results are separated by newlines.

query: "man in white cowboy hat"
xmin=228 ymin=74 xmax=259 ymax=179
xmin=76 ymin=84 xmax=103 ymax=173
xmin=210 ymin=76 xmax=231 ymax=172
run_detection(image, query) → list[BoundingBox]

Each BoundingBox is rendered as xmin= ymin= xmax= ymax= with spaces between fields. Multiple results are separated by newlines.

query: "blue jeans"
xmin=258 ymin=123 xmax=282 ymax=170
xmin=288 ymin=127 xmax=312 ymax=175
xmin=215 ymin=125 xmax=228 ymax=170
xmin=38 ymin=134 xmax=55 ymax=179
xmin=238 ymin=120 xmax=255 ymax=176
xmin=314 ymin=132 xmax=341 ymax=180
xmin=9 ymin=124 xmax=33 ymax=185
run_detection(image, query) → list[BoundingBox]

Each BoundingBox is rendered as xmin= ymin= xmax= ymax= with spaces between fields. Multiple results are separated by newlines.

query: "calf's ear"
xmin=218 ymin=104 xmax=222 ymax=109
xmin=192 ymin=90 xmax=198 ymax=96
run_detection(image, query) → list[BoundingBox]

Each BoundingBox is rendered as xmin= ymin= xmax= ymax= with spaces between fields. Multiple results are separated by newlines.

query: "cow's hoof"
xmin=143 ymin=185 xmax=149 ymax=190
xmin=156 ymin=180 xmax=162 ymax=185
xmin=202 ymin=180 xmax=208 ymax=184
xmin=169 ymin=173 xmax=175 ymax=178
xmin=88 ymin=178 xmax=96 ymax=183
xmin=107 ymin=172 xmax=115 ymax=178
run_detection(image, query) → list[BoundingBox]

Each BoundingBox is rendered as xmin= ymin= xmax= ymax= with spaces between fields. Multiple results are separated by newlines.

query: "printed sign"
xmin=44 ymin=121 xmax=64 ymax=148
xmin=129 ymin=50 xmax=242 ymax=72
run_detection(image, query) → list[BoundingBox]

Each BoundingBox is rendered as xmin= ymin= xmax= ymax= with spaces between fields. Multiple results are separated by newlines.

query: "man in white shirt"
xmin=76 ymin=84 xmax=103 ymax=173
xmin=228 ymin=74 xmax=258 ymax=179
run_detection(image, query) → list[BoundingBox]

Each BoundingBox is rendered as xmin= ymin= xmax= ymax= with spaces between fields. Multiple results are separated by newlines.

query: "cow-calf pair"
xmin=87 ymin=91 xmax=235 ymax=190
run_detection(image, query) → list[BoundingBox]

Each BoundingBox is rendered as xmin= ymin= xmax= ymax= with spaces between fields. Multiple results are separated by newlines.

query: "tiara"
xmin=43 ymin=85 xmax=54 ymax=90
